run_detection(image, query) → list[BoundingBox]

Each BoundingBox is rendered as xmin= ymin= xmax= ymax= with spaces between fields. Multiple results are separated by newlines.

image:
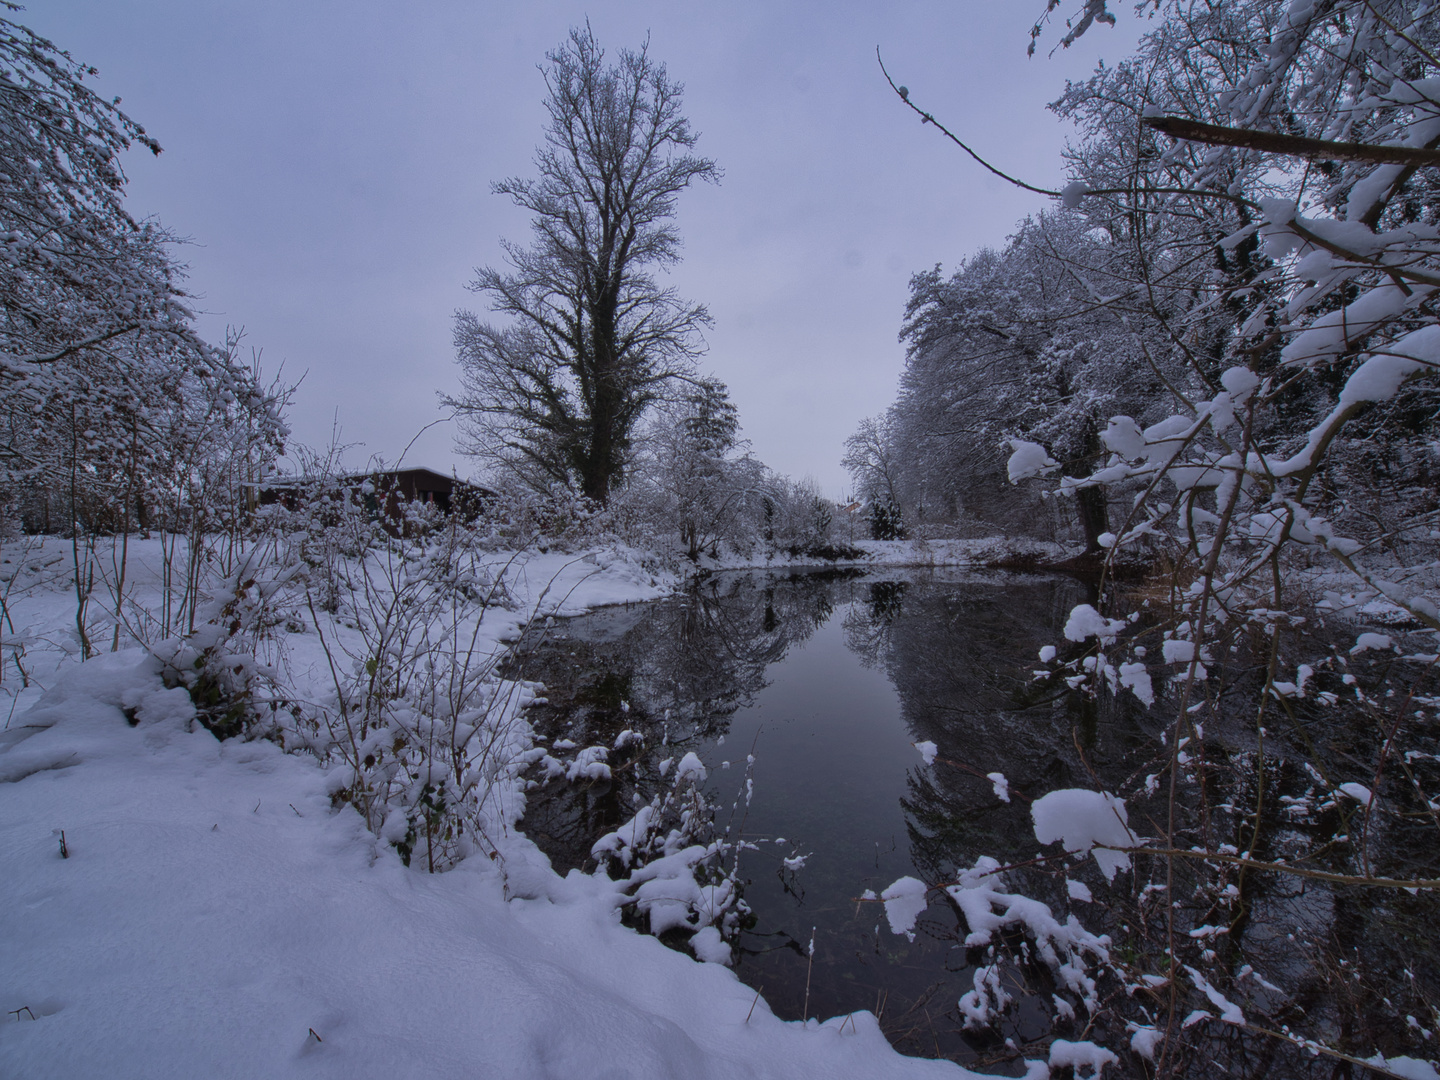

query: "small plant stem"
xmin=744 ymin=986 xmax=764 ymax=1024
xmin=802 ymin=926 xmax=816 ymax=1023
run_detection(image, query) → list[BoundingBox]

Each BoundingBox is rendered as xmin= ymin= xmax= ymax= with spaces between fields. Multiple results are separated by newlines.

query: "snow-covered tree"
xmin=842 ymin=415 xmax=907 ymax=538
xmin=889 ymin=214 xmax=1166 ymax=548
xmin=447 ymin=24 xmax=719 ymax=505
xmin=0 ymin=14 xmax=285 ymax=539
xmin=628 ymin=379 xmax=766 ymax=559
xmin=871 ymin=1 xmax=1440 ymax=1072
xmin=0 ymin=14 xmax=288 ymax=659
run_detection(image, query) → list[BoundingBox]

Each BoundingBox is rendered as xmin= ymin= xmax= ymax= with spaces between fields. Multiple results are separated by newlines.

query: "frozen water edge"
xmin=690 ymin=536 xmax=1071 ymax=572
xmin=0 ymin=541 xmax=988 ymax=1080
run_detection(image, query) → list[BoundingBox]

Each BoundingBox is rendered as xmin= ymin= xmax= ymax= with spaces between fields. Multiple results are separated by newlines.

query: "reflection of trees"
xmin=511 ymin=569 xmax=1439 ymax=1075
xmin=642 ymin=571 xmax=835 ymax=740
xmin=842 ymin=579 xmax=908 ymax=668
xmin=508 ymin=570 xmax=836 ymax=870
xmin=849 ymin=577 xmax=1111 ymax=874
xmin=845 ymin=579 xmax=1440 ymax=1077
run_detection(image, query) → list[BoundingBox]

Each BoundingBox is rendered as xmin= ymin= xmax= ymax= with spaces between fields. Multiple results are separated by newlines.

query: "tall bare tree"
xmin=448 ymin=25 xmax=719 ymax=505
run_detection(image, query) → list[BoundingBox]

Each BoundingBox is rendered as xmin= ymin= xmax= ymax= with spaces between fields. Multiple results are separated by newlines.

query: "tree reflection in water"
xmin=506 ymin=570 xmax=844 ymax=872
xmin=509 ymin=569 xmax=1440 ymax=1077
xmin=510 ymin=568 xmax=1094 ymax=1067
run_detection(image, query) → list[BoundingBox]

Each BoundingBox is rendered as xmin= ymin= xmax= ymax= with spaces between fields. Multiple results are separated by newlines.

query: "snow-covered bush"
xmin=465 ymin=479 xmax=607 ymax=553
xmin=154 ymin=543 xmax=299 ymax=740
xmin=587 ymin=749 xmax=750 ymax=963
xmin=762 ymin=476 xmax=842 ymax=558
xmin=268 ymin=486 xmax=530 ymax=871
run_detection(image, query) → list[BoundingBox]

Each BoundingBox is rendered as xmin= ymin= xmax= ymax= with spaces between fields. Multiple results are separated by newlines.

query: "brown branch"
xmin=1143 ymin=115 xmax=1440 ymax=168
xmin=13 ymin=323 xmax=143 ymax=365
xmin=877 ymin=49 xmax=1062 ymax=198
xmin=1107 ymin=844 xmax=1440 ymax=889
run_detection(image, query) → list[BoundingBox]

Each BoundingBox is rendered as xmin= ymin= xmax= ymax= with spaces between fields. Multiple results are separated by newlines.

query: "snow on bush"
xmin=1006 ymin=439 xmax=1058 ymax=482
xmin=1062 ymin=604 xmax=1127 ymax=644
xmin=880 ymin=856 xmax=1112 ymax=1033
xmin=588 ymin=748 xmax=747 ymax=965
xmin=1048 ymin=1038 xmax=1119 ymax=1078
xmin=1031 ymin=789 xmax=1139 ymax=882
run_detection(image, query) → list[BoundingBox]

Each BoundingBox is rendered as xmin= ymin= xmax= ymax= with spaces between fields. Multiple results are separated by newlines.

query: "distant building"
xmin=254 ymin=467 xmax=493 ymax=532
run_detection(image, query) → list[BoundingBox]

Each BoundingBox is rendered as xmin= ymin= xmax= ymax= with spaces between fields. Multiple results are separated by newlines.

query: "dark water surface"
xmin=508 ymin=567 xmax=1440 ymax=1076
xmin=509 ymin=567 xmax=1104 ymax=1066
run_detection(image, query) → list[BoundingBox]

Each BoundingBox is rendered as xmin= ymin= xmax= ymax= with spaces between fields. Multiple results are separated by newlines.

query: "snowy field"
xmin=0 ymin=536 xmax=1015 ymax=1080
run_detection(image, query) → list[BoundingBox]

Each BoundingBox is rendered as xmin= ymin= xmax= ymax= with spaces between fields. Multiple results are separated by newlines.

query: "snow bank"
xmin=0 ymin=650 xmax=980 ymax=1080
xmin=0 ymin=538 xmax=991 ymax=1080
xmin=691 ymin=536 xmax=1069 ymax=573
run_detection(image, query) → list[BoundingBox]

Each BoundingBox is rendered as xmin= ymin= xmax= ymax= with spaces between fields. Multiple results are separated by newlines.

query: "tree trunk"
xmin=1075 ymin=484 xmax=1109 ymax=553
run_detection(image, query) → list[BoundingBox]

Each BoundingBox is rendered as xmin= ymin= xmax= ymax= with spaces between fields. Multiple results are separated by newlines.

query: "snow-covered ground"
xmin=0 ymin=537 xmax=1004 ymax=1080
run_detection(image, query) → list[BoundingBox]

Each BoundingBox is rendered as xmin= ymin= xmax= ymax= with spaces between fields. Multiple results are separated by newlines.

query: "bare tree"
xmin=447 ymin=24 xmax=719 ymax=505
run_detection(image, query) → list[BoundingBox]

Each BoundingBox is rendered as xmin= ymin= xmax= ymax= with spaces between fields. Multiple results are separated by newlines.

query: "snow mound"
xmin=0 ymin=650 xmax=986 ymax=1080
xmin=1031 ymin=789 xmax=1138 ymax=882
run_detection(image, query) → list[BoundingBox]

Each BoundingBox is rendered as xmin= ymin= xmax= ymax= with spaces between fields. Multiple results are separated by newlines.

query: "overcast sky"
xmin=28 ymin=2 xmax=1140 ymax=496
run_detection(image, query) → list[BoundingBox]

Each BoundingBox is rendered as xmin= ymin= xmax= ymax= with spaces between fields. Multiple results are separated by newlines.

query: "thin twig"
xmin=876 ymin=49 xmax=1062 ymax=198
xmin=802 ymin=926 xmax=816 ymax=1022
xmin=745 ymin=986 xmax=764 ymax=1024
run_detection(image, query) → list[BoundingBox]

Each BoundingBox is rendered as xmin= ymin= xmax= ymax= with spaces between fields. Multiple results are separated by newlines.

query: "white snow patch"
xmin=1371 ymin=1057 xmax=1440 ymax=1080
xmin=1048 ymin=1038 xmax=1119 ymax=1077
xmin=1101 ymin=416 xmax=1145 ymax=459
xmin=674 ymin=751 xmax=707 ymax=783
xmin=1337 ymin=782 xmax=1376 ymax=807
xmin=1351 ymin=633 xmax=1393 ymax=655
xmin=1063 ymin=604 xmax=1127 ymax=644
xmin=1162 ymin=639 xmax=1196 ymax=664
xmin=878 ymin=876 xmax=930 ymax=941
xmin=1130 ymin=1026 xmax=1164 ymax=1061
xmin=1060 ymin=181 xmax=1089 ymax=209
xmin=1185 ymin=966 xmax=1246 ymax=1025
xmin=1007 ymin=440 xmax=1058 ymax=483
xmin=986 ymin=772 xmax=1010 ymax=803
xmin=688 ymin=925 xmax=733 ymax=966
xmin=1117 ymin=662 xmax=1154 ymax=706
xmin=1032 ymin=789 xmax=1138 ymax=882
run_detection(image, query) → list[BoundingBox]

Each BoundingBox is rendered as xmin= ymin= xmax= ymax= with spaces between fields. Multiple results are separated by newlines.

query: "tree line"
xmin=848 ymin=0 xmax=1440 ymax=563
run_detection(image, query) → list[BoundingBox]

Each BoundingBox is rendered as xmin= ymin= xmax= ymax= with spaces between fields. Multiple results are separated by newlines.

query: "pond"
xmin=508 ymin=567 xmax=1112 ymax=1067
xmin=506 ymin=566 xmax=1440 ymax=1076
